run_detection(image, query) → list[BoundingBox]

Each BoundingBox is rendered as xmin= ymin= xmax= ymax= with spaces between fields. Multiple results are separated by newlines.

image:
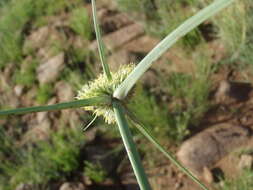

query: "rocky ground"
xmin=1 ymin=1 xmax=253 ymax=190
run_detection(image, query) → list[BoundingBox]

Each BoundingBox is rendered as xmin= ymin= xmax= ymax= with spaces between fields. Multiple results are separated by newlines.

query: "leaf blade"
xmin=0 ymin=96 xmax=110 ymax=116
xmin=91 ymin=0 xmax=112 ymax=80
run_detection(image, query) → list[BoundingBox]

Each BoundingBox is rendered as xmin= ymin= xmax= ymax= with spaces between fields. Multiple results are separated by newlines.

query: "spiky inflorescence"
xmin=77 ymin=64 xmax=135 ymax=124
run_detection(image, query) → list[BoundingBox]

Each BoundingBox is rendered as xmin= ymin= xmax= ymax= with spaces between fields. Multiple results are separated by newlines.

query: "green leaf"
xmin=113 ymin=0 xmax=235 ymax=100
xmin=0 ymin=96 xmax=110 ymax=116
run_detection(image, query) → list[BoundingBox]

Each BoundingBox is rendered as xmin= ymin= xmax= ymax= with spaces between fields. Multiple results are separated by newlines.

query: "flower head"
xmin=77 ymin=64 xmax=135 ymax=124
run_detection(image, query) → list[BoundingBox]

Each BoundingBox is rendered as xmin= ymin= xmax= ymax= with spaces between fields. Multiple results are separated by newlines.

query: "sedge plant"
xmin=0 ymin=0 xmax=235 ymax=189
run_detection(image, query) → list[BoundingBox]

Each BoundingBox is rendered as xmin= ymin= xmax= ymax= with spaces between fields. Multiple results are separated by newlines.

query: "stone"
xmin=59 ymin=182 xmax=86 ymax=190
xmin=36 ymin=112 xmax=48 ymax=123
xmin=90 ymin=23 xmax=144 ymax=51
xmin=15 ymin=184 xmax=31 ymax=190
xmin=238 ymin=154 xmax=253 ymax=170
xmin=55 ymin=81 xmax=74 ymax=102
xmin=23 ymin=26 xmax=50 ymax=54
xmin=215 ymin=80 xmax=230 ymax=102
xmin=177 ymin=123 xmax=251 ymax=178
xmin=14 ymin=85 xmax=24 ymax=97
xmin=25 ymin=118 xmax=51 ymax=142
xmin=37 ymin=53 xmax=65 ymax=84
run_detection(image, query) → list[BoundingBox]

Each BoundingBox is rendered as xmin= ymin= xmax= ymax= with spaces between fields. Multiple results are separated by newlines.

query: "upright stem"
xmin=91 ymin=0 xmax=112 ymax=80
xmin=125 ymin=108 xmax=209 ymax=190
xmin=113 ymin=101 xmax=152 ymax=190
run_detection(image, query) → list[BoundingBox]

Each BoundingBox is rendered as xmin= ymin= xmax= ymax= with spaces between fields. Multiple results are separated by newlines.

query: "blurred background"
xmin=0 ymin=0 xmax=253 ymax=189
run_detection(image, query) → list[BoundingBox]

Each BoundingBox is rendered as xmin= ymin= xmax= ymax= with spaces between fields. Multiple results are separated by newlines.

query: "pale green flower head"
xmin=77 ymin=63 xmax=135 ymax=124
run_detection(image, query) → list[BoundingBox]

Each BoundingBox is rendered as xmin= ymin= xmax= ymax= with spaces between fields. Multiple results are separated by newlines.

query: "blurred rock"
xmin=37 ymin=53 xmax=65 ymax=84
xmin=215 ymin=80 xmax=252 ymax=103
xmin=55 ymin=81 xmax=74 ymax=102
xmin=177 ymin=123 xmax=251 ymax=179
xmin=108 ymin=50 xmax=131 ymax=71
xmin=14 ymin=85 xmax=24 ymax=97
xmin=25 ymin=118 xmax=51 ymax=142
xmin=238 ymin=154 xmax=253 ymax=170
xmin=59 ymin=182 xmax=86 ymax=190
xmin=90 ymin=23 xmax=144 ymax=51
xmin=124 ymin=35 xmax=159 ymax=53
xmin=36 ymin=111 xmax=48 ymax=123
xmin=23 ymin=26 xmax=50 ymax=53
xmin=15 ymin=184 xmax=32 ymax=190
xmin=215 ymin=80 xmax=230 ymax=102
xmin=203 ymin=167 xmax=213 ymax=184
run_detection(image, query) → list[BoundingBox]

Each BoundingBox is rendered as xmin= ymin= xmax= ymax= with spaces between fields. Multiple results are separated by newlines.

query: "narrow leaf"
xmin=113 ymin=0 xmax=235 ymax=99
xmin=0 ymin=96 xmax=110 ymax=116
xmin=91 ymin=0 xmax=112 ymax=80
xmin=113 ymin=101 xmax=152 ymax=190
xmin=125 ymin=108 xmax=209 ymax=190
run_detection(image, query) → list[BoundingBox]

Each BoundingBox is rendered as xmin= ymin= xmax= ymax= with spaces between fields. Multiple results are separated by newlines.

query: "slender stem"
xmin=91 ymin=0 xmax=112 ymax=80
xmin=0 ymin=96 xmax=110 ymax=116
xmin=125 ymin=108 xmax=209 ymax=190
xmin=113 ymin=0 xmax=234 ymax=100
xmin=113 ymin=101 xmax=152 ymax=190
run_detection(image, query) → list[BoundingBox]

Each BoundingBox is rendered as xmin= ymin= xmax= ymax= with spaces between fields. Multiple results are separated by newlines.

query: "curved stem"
xmin=113 ymin=101 xmax=152 ymax=190
xmin=113 ymin=0 xmax=234 ymax=100
xmin=0 ymin=96 xmax=110 ymax=116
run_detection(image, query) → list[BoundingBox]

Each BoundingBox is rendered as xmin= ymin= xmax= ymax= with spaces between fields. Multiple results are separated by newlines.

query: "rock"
xmin=15 ymin=184 xmax=32 ymax=190
xmin=215 ymin=80 xmax=230 ymax=102
xmin=14 ymin=85 xmax=24 ymax=97
xmin=238 ymin=154 xmax=253 ymax=170
xmin=90 ymin=23 xmax=144 ymax=51
xmin=203 ymin=167 xmax=213 ymax=184
xmin=37 ymin=53 xmax=65 ymax=84
xmin=177 ymin=123 xmax=251 ymax=179
xmin=59 ymin=182 xmax=86 ymax=190
xmin=101 ymin=12 xmax=133 ymax=33
xmin=108 ymin=50 xmax=131 ymax=71
xmin=25 ymin=118 xmax=51 ymax=142
xmin=215 ymin=80 xmax=252 ymax=103
xmin=55 ymin=81 xmax=74 ymax=102
xmin=36 ymin=112 xmax=48 ymax=123
xmin=23 ymin=26 xmax=50 ymax=53
xmin=124 ymin=35 xmax=159 ymax=53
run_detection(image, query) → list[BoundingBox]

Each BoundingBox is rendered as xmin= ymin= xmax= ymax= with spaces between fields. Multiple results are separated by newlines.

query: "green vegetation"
xmin=69 ymin=7 xmax=93 ymax=40
xmin=36 ymin=84 xmax=54 ymax=104
xmin=14 ymin=59 xmax=38 ymax=87
xmin=0 ymin=0 xmax=82 ymax=68
xmin=0 ymin=126 xmax=85 ymax=190
xmin=84 ymin=161 xmax=107 ymax=183
xmin=219 ymin=170 xmax=253 ymax=190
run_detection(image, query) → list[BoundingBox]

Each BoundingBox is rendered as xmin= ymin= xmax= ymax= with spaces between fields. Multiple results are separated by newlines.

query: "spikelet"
xmin=77 ymin=64 xmax=135 ymax=124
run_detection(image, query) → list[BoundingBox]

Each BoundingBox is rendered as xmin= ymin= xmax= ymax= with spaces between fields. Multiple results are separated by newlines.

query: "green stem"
xmin=0 ymin=96 xmax=110 ymax=116
xmin=125 ymin=108 xmax=209 ymax=190
xmin=113 ymin=101 xmax=152 ymax=190
xmin=113 ymin=0 xmax=234 ymax=100
xmin=91 ymin=0 xmax=112 ymax=80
